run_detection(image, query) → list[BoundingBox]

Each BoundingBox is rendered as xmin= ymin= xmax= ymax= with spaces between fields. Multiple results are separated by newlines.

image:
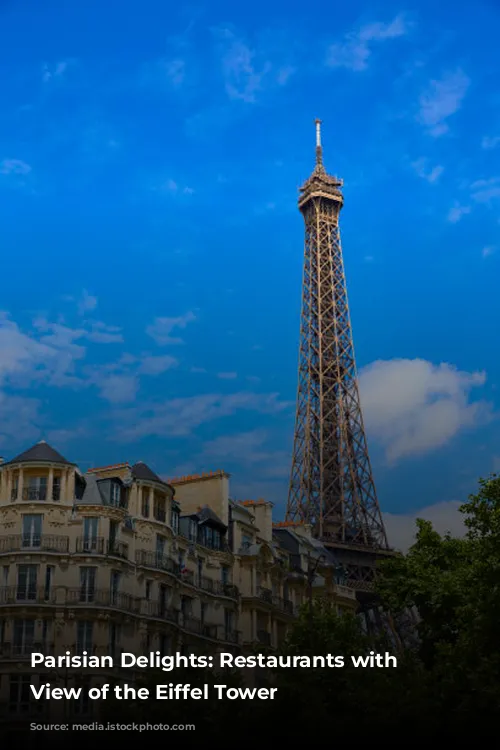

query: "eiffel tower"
xmin=286 ymin=120 xmax=392 ymax=590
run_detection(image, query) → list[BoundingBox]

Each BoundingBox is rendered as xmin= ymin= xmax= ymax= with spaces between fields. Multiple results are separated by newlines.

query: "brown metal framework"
xmin=286 ymin=121 xmax=390 ymax=585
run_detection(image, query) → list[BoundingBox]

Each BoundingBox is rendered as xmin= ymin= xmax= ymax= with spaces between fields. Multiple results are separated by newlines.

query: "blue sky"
xmin=1 ymin=0 xmax=499 ymax=546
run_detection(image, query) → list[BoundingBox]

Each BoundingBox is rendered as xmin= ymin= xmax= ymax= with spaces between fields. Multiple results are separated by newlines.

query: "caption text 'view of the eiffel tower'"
xmin=286 ymin=121 xmax=391 ymax=588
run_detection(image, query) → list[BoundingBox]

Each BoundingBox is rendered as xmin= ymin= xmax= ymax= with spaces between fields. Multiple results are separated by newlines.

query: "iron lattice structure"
xmin=286 ymin=121 xmax=391 ymax=587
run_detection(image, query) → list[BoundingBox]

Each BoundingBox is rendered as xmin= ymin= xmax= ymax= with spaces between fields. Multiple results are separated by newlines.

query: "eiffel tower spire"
xmin=286 ymin=120 xmax=391 ymax=588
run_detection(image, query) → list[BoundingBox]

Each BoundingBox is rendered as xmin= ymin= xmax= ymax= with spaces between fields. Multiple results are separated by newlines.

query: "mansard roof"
xmin=131 ymin=461 xmax=168 ymax=485
xmin=6 ymin=440 xmax=73 ymax=466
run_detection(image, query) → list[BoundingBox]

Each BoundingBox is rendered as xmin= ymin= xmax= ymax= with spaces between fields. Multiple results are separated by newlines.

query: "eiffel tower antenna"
xmin=286 ymin=119 xmax=391 ymax=589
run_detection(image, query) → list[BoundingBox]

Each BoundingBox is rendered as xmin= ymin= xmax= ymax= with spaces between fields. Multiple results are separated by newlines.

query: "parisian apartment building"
xmin=0 ymin=440 xmax=357 ymax=718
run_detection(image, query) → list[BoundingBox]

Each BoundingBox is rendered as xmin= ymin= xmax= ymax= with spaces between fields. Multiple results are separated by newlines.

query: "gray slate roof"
xmin=6 ymin=440 xmax=73 ymax=466
xmin=77 ymin=474 xmax=104 ymax=505
xmin=131 ymin=462 xmax=167 ymax=485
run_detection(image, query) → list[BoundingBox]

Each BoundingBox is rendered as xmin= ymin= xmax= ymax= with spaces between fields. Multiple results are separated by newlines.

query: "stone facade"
xmin=0 ymin=441 xmax=357 ymax=719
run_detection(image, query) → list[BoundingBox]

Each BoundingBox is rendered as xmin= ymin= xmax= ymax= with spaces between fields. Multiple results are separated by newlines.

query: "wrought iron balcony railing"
xmin=0 ymin=586 xmax=55 ymax=605
xmin=76 ymin=537 xmax=105 ymax=554
xmin=257 ymin=586 xmax=273 ymax=604
xmin=141 ymin=600 xmax=179 ymax=624
xmin=135 ymin=549 xmax=180 ymax=576
xmin=0 ymin=641 xmax=55 ymax=658
xmin=0 ymin=535 xmax=69 ymax=554
xmin=198 ymin=577 xmax=239 ymax=599
xmin=65 ymin=588 xmax=140 ymax=614
xmin=106 ymin=540 xmax=128 ymax=559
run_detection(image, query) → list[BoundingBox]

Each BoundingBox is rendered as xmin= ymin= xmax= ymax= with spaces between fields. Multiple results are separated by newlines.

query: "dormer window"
xmin=110 ymin=483 xmax=121 ymax=507
xmin=171 ymin=507 xmax=179 ymax=534
xmin=188 ymin=519 xmax=197 ymax=543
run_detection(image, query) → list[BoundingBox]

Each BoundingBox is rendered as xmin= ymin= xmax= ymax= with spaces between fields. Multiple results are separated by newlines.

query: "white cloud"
xmin=158 ymin=179 xmax=194 ymax=195
xmin=42 ymin=60 xmax=71 ymax=83
xmin=213 ymin=27 xmax=293 ymax=103
xmin=471 ymin=176 xmax=500 ymax=204
xmin=411 ymin=158 xmax=444 ymax=183
xmin=113 ymin=392 xmax=291 ymax=440
xmin=78 ymin=290 xmax=98 ymax=315
xmin=146 ymin=312 xmax=196 ymax=345
xmin=217 ymin=371 xmax=238 ymax=379
xmin=481 ymin=135 xmax=500 ymax=150
xmin=447 ymin=203 xmax=471 ymax=223
xmin=163 ymin=58 xmax=185 ymax=87
xmin=418 ymin=69 xmax=470 ymax=136
xmin=0 ymin=159 xmax=31 ymax=175
xmin=482 ymin=246 xmax=496 ymax=258
xmin=326 ymin=15 xmax=409 ymax=71
xmin=358 ymin=358 xmax=492 ymax=463
xmin=384 ymin=501 xmax=465 ymax=552
xmin=97 ymin=374 xmax=138 ymax=404
xmin=138 ymin=355 xmax=178 ymax=375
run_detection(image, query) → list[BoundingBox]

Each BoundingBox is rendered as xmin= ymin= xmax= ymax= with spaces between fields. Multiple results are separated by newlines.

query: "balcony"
xmin=257 ymin=629 xmax=271 ymax=646
xmin=76 ymin=537 xmax=105 ymax=554
xmin=0 ymin=535 xmax=69 ymax=554
xmin=180 ymin=568 xmax=195 ymax=586
xmin=0 ymin=641 xmax=55 ymax=658
xmin=257 ymin=586 xmax=273 ymax=604
xmin=223 ymin=629 xmax=241 ymax=644
xmin=135 ymin=550 xmax=180 ymax=576
xmin=65 ymin=588 xmax=140 ymax=614
xmin=16 ymin=487 xmax=61 ymax=502
xmin=272 ymin=596 xmax=295 ymax=615
xmin=198 ymin=577 xmax=239 ymax=599
xmin=182 ymin=616 xmax=218 ymax=639
xmin=141 ymin=600 xmax=179 ymax=624
xmin=0 ymin=586 xmax=55 ymax=605
xmin=153 ymin=508 xmax=166 ymax=523
xmin=106 ymin=540 xmax=128 ymax=559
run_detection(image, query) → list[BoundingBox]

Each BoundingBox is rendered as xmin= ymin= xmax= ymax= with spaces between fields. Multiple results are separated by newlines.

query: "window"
xmin=221 ymin=566 xmax=229 ymax=585
xmin=110 ymin=482 xmax=121 ymax=506
xmin=52 ymin=475 xmax=61 ymax=501
xmin=242 ymin=534 xmax=252 ymax=550
xmin=156 ymin=535 xmax=166 ymax=561
xmin=154 ymin=496 xmax=166 ymax=522
xmin=80 ymin=567 xmax=96 ymax=603
xmin=145 ymin=581 xmax=152 ymax=600
xmin=188 ymin=519 xmax=197 ymax=542
xmin=213 ymin=530 xmax=221 ymax=550
xmin=141 ymin=493 xmax=149 ymax=518
xmin=200 ymin=602 xmax=206 ymax=624
xmin=16 ymin=565 xmax=37 ymax=601
xmin=110 ymin=571 xmax=120 ymax=605
xmin=109 ymin=520 xmax=118 ymax=552
xmin=171 ymin=507 xmax=179 ymax=534
xmin=181 ymin=596 xmax=192 ymax=617
xmin=9 ymin=675 xmax=31 ymax=713
xmin=72 ymin=678 xmax=91 ymax=716
xmin=13 ymin=619 xmax=35 ymax=655
xmin=22 ymin=514 xmax=42 ymax=548
xmin=76 ymin=621 xmax=93 ymax=653
xmin=44 ymin=565 xmax=54 ymax=601
xmin=197 ymin=557 xmax=203 ymax=582
xmin=83 ymin=517 xmax=99 ymax=552
xmin=2 ymin=565 xmax=9 ymax=586
xmin=160 ymin=634 xmax=170 ymax=654
xmin=204 ymin=526 xmax=213 ymax=548
xmin=41 ymin=619 xmax=49 ymax=650
xmin=27 ymin=476 xmax=47 ymax=501
xmin=109 ymin=622 xmax=120 ymax=657
xmin=159 ymin=584 xmax=169 ymax=617
xmin=224 ymin=609 xmax=234 ymax=637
